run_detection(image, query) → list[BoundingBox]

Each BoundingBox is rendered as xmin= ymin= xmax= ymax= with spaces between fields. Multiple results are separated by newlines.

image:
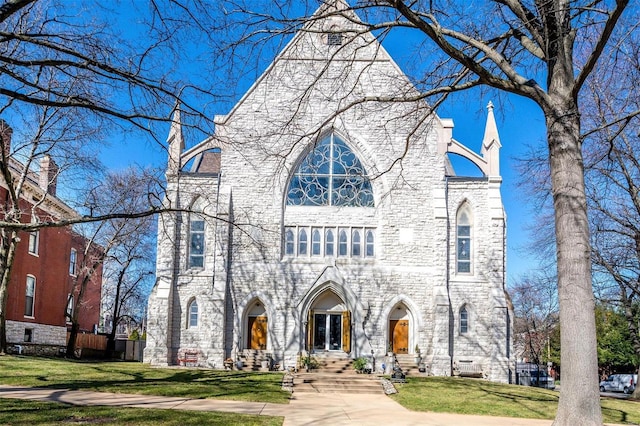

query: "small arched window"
xmin=285 ymin=228 xmax=295 ymax=256
xmin=365 ymin=230 xmax=375 ymax=257
xmin=188 ymin=300 xmax=198 ymax=328
xmin=325 ymin=229 xmax=335 ymax=256
xmin=456 ymin=204 xmax=472 ymax=273
xmin=352 ymin=229 xmax=361 ymax=257
xmin=460 ymin=305 xmax=469 ymax=334
xmin=338 ymin=229 xmax=348 ymax=256
xmin=311 ymin=229 xmax=321 ymax=256
xmin=298 ymin=228 xmax=308 ymax=256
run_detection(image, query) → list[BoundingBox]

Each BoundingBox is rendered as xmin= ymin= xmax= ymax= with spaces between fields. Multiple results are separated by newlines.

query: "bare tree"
xmin=96 ymin=170 xmax=156 ymax=353
xmin=587 ymin=126 xmax=640 ymax=398
xmin=65 ymin=168 xmax=160 ymax=357
xmin=511 ymin=272 xmax=558 ymax=367
xmin=65 ymin=230 xmax=103 ymax=358
xmin=0 ymin=0 xmax=215 ymax=353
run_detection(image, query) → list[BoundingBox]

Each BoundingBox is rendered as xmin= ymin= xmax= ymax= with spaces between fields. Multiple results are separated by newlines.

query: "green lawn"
xmin=0 ymin=355 xmax=290 ymax=404
xmin=4 ymin=356 xmax=640 ymax=425
xmin=391 ymin=377 xmax=640 ymax=424
xmin=0 ymin=398 xmax=282 ymax=426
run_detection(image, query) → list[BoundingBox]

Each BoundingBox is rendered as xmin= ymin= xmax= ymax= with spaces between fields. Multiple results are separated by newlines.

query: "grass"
xmin=0 ymin=398 xmax=282 ymax=426
xmin=4 ymin=356 xmax=640 ymax=424
xmin=391 ymin=377 xmax=640 ymax=424
xmin=0 ymin=355 xmax=290 ymax=404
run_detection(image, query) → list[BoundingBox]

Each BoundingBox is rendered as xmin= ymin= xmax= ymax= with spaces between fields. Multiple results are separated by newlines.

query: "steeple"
xmin=481 ymin=101 xmax=501 ymax=177
xmin=167 ymin=103 xmax=184 ymax=175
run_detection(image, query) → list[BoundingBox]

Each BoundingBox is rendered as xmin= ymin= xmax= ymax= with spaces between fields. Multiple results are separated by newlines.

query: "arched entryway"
xmin=246 ymin=300 xmax=267 ymax=350
xmin=389 ymin=303 xmax=410 ymax=354
xmin=306 ymin=290 xmax=351 ymax=353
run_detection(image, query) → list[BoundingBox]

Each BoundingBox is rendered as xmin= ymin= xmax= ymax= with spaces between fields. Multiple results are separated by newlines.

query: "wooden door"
xmin=248 ymin=316 xmax=267 ymax=350
xmin=342 ymin=311 xmax=351 ymax=353
xmin=390 ymin=319 xmax=409 ymax=354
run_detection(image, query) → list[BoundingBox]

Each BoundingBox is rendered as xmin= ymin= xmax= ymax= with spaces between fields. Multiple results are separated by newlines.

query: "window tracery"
xmin=287 ymin=134 xmax=374 ymax=207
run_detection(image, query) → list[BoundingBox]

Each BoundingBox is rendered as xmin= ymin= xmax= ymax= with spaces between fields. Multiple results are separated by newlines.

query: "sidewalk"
xmin=0 ymin=384 xmax=557 ymax=426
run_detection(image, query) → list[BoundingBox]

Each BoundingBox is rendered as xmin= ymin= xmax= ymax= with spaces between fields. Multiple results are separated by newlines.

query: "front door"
xmin=390 ymin=319 xmax=409 ymax=354
xmin=248 ymin=316 xmax=267 ymax=350
xmin=313 ymin=313 xmax=342 ymax=351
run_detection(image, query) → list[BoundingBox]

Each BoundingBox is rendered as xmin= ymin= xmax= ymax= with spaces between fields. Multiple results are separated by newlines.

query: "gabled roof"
xmin=214 ymin=0 xmax=423 ymax=127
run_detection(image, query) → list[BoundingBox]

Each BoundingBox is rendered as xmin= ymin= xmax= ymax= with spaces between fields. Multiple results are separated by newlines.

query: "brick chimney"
xmin=39 ymin=155 xmax=58 ymax=196
xmin=0 ymin=120 xmax=12 ymax=161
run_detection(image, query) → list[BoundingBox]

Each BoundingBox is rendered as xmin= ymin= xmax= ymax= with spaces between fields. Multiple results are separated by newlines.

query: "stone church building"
xmin=144 ymin=0 xmax=512 ymax=382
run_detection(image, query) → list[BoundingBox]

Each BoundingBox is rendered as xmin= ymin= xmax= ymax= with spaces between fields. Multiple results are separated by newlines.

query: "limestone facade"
xmin=144 ymin=0 xmax=513 ymax=382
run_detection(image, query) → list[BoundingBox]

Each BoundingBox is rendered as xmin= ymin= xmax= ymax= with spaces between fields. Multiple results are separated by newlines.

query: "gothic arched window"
xmin=325 ymin=229 xmax=335 ymax=256
xmin=460 ymin=305 xmax=469 ymax=334
xmin=188 ymin=198 xmax=205 ymax=269
xmin=188 ymin=299 xmax=198 ymax=328
xmin=298 ymin=228 xmax=308 ymax=256
xmin=286 ymin=134 xmax=374 ymax=207
xmin=456 ymin=204 xmax=472 ymax=273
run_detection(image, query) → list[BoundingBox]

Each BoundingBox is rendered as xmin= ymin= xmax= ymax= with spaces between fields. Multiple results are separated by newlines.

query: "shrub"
xmin=353 ymin=357 xmax=368 ymax=372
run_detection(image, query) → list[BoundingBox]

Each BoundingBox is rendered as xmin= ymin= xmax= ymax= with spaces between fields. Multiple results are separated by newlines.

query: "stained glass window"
xmin=287 ymin=134 xmax=374 ymax=207
xmin=189 ymin=218 xmax=205 ymax=268
xmin=457 ymin=208 xmax=472 ymax=273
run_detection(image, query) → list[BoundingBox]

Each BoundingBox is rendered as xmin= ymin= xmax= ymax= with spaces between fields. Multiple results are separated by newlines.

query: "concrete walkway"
xmin=0 ymin=384 xmax=574 ymax=426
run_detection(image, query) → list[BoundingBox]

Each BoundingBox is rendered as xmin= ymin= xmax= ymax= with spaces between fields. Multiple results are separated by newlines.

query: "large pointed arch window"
xmin=456 ymin=204 xmax=472 ymax=273
xmin=286 ymin=134 xmax=374 ymax=207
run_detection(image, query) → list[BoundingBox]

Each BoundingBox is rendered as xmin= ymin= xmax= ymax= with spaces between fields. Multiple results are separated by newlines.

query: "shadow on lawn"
xmin=396 ymin=377 xmax=559 ymax=420
xmin=1 ymin=357 xmax=288 ymax=402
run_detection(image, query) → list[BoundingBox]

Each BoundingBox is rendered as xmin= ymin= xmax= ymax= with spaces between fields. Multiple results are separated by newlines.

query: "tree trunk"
xmin=546 ymin=97 xmax=602 ymax=426
xmin=0 ymin=231 xmax=19 ymax=353
xmin=66 ymin=270 xmax=92 ymax=359
xmin=66 ymin=321 xmax=79 ymax=358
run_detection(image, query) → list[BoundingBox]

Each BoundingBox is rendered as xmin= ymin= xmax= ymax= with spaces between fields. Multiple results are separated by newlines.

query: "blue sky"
xmin=98 ymin=3 xmax=550 ymax=287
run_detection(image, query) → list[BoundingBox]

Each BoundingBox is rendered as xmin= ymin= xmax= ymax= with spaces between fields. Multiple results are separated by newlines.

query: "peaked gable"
xmin=216 ymin=0 xmax=423 ymax=128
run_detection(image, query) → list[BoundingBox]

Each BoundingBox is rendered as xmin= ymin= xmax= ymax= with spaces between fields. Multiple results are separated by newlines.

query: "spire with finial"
xmin=481 ymin=101 xmax=501 ymax=177
xmin=167 ymin=102 xmax=184 ymax=175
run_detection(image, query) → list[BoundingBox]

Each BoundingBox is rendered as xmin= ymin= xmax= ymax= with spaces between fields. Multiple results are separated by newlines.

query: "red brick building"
xmin=1 ymin=122 xmax=103 ymax=354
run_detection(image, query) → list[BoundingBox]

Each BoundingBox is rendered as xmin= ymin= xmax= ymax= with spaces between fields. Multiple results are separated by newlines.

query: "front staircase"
xmin=292 ymin=353 xmax=383 ymax=394
xmin=393 ymin=354 xmax=423 ymax=376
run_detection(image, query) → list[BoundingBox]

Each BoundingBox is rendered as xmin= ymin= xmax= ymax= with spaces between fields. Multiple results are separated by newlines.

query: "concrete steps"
xmin=239 ymin=349 xmax=272 ymax=372
xmin=293 ymin=373 xmax=383 ymax=394
xmin=293 ymin=353 xmax=383 ymax=394
xmin=393 ymin=354 xmax=424 ymax=376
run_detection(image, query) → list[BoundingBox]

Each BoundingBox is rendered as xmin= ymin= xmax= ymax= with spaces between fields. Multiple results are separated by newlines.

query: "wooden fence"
xmin=66 ymin=332 xmax=107 ymax=351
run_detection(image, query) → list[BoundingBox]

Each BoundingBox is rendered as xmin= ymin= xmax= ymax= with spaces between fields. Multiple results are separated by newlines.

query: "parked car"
xmin=529 ymin=370 xmax=556 ymax=390
xmin=599 ymin=374 xmax=637 ymax=394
